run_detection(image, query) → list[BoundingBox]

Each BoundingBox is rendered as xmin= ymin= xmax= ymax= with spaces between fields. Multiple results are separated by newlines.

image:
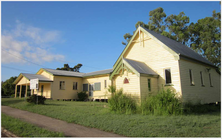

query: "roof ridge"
xmin=140 ymin=26 xmax=214 ymax=67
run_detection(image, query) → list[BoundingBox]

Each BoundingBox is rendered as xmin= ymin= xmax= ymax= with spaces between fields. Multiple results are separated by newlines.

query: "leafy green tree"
xmin=148 ymin=7 xmax=166 ymax=33
xmin=57 ymin=63 xmax=83 ymax=72
xmin=1 ymin=76 xmax=17 ymax=96
xmin=122 ymin=7 xmax=167 ymax=45
xmin=73 ymin=64 xmax=83 ymax=72
xmin=165 ymin=12 xmax=190 ymax=45
xmin=189 ymin=10 xmax=221 ymax=68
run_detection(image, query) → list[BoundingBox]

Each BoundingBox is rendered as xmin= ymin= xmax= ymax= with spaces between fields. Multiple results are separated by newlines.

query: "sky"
xmin=1 ymin=1 xmax=221 ymax=81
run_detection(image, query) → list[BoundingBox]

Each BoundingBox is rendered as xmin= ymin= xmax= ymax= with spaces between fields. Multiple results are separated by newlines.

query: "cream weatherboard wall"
xmin=140 ymin=76 xmax=158 ymax=100
xmin=52 ymin=76 xmax=83 ymax=99
xmin=34 ymin=83 xmax=52 ymax=98
xmin=83 ymin=75 xmax=111 ymax=99
xmin=113 ymin=69 xmax=141 ymax=100
xmin=124 ymin=31 xmax=182 ymax=96
xmin=179 ymin=59 xmax=221 ymax=104
xmin=17 ymin=76 xmax=30 ymax=85
xmin=37 ymin=69 xmax=54 ymax=80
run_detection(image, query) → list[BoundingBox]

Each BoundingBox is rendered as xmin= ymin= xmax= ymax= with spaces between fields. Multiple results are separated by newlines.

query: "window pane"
xmin=60 ymin=81 xmax=65 ymax=90
xmin=189 ymin=69 xmax=194 ymax=85
xmin=104 ymin=80 xmax=107 ymax=88
xmin=124 ymin=78 xmax=129 ymax=84
xmin=73 ymin=82 xmax=78 ymax=90
xmin=148 ymin=79 xmax=151 ymax=91
xmin=94 ymin=82 xmax=101 ymax=91
xmin=83 ymin=84 xmax=88 ymax=91
xmin=200 ymin=71 xmax=204 ymax=86
xmin=209 ymin=73 xmax=213 ymax=87
xmin=165 ymin=69 xmax=171 ymax=84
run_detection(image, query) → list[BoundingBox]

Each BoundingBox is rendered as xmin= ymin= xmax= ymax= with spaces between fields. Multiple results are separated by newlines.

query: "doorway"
xmin=89 ymin=84 xmax=93 ymax=97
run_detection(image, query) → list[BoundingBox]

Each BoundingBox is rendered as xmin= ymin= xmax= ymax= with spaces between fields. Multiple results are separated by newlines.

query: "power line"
xmin=1 ymin=48 xmax=49 ymax=68
xmin=1 ymin=65 xmax=33 ymax=73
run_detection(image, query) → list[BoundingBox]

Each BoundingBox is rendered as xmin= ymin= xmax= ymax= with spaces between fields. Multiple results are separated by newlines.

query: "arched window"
xmin=124 ymin=77 xmax=129 ymax=84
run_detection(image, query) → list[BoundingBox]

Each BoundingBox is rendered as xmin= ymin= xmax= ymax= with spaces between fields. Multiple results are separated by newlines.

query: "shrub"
xmin=141 ymin=89 xmax=183 ymax=115
xmin=27 ymin=94 xmax=46 ymax=104
xmin=77 ymin=91 xmax=88 ymax=101
xmin=108 ymin=89 xmax=137 ymax=114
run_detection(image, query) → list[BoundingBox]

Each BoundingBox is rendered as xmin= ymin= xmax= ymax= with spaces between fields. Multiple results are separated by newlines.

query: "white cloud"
xmin=1 ymin=20 xmax=65 ymax=64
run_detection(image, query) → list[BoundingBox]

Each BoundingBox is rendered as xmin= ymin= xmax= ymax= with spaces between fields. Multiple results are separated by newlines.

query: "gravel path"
xmin=1 ymin=106 xmax=123 ymax=137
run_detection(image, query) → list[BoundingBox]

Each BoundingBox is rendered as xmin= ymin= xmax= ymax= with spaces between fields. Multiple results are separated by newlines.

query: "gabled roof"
xmin=22 ymin=73 xmax=53 ymax=82
xmin=141 ymin=27 xmax=214 ymax=67
xmin=123 ymin=58 xmax=158 ymax=76
xmin=13 ymin=73 xmax=53 ymax=84
xmin=42 ymin=68 xmax=85 ymax=77
xmin=83 ymin=69 xmax=113 ymax=77
xmin=40 ymin=68 xmax=112 ymax=78
xmin=113 ymin=26 xmax=215 ymax=69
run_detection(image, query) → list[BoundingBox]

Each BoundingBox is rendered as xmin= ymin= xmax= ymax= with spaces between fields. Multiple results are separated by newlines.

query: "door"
xmin=41 ymin=85 xmax=44 ymax=96
xmin=89 ymin=84 xmax=93 ymax=97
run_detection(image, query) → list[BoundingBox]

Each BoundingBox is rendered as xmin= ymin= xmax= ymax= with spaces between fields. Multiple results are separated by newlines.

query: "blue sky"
xmin=1 ymin=1 xmax=221 ymax=81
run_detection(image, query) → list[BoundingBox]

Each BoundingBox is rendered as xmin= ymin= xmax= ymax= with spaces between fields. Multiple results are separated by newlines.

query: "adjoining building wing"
xmin=42 ymin=68 xmax=85 ymax=77
xmin=83 ymin=69 xmax=113 ymax=77
xmin=22 ymin=73 xmax=53 ymax=82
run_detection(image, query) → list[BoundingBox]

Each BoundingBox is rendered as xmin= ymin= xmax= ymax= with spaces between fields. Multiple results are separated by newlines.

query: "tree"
xmin=57 ymin=63 xmax=83 ymax=72
xmin=122 ymin=7 xmax=221 ymax=69
xmin=148 ymin=7 xmax=166 ymax=33
xmin=189 ymin=10 xmax=221 ymax=68
xmin=1 ymin=76 xmax=17 ymax=96
xmin=73 ymin=64 xmax=83 ymax=72
xmin=122 ymin=7 xmax=167 ymax=45
xmin=165 ymin=12 xmax=190 ymax=45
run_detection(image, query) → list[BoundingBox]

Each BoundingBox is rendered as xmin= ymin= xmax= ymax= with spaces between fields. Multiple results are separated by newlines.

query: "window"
xmin=209 ymin=73 xmax=213 ymax=87
xmin=94 ymin=82 xmax=101 ymax=91
xmin=165 ymin=69 xmax=172 ymax=84
xmin=189 ymin=69 xmax=195 ymax=86
xmin=60 ymin=81 xmax=65 ymax=90
xmin=124 ymin=77 xmax=129 ymax=84
xmin=148 ymin=79 xmax=151 ymax=91
xmin=83 ymin=84 xmax=88 ymax=91
xmin=200 ymin=71 xmax=204 ymax=86
xmin=73 ymin=82 xmax=78 ymax=90
xmin=104 ymin=80 xmax=107 ymax=88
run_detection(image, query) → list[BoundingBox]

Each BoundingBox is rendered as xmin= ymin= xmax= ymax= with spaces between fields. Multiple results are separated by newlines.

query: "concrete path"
xmin=1 ymin=106 xmax=123 ymax=137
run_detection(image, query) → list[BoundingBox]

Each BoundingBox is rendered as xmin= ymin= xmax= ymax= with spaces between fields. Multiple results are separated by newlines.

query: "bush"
xmin=77 ymin=91 xmax=88 ymax=101
xmin=141 ymin=89 xmax=182 ymax=115
xmin=27 ymin=94 xmax=46 ymax=104
xmin=108 ymin=89 xmax=137 ymax=114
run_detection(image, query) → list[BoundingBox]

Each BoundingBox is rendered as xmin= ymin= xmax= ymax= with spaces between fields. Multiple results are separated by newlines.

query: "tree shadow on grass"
xmin=1 ymin=99 xmax=25 ymax=106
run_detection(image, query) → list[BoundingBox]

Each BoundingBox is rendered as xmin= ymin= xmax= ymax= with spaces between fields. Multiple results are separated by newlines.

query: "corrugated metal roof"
xmin=83 ymin=69 xmax=113 ymax=77
xmin=42 ymin=68 xmax=112 ymax=77
xmin=124 ymin=58 xmax=158 ymax=75
xmin=43 ymin=68 xmax=85 ymax=77
xmin=22 ymin=73 xmax=53 ymax=82
xmin=141 ymin=27 xmax=214 ymax=66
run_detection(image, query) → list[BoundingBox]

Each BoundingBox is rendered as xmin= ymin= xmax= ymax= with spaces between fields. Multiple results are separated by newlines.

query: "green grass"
xmin=1 ymin=113 xmax=65 ymax=137
xmin=2 ymin=98 xmax=221 ymax=137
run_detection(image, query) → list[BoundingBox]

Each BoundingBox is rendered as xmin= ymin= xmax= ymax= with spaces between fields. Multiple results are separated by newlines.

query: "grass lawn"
xmin=2 ymin=98 xmax=221 ymax=137
xmin=1 ymin=113 xmax=65 ymax=137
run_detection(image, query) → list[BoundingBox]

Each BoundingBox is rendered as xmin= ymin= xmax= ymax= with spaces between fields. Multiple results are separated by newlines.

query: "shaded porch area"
xmin=13 ymin=73 xmax=53 ymax=98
